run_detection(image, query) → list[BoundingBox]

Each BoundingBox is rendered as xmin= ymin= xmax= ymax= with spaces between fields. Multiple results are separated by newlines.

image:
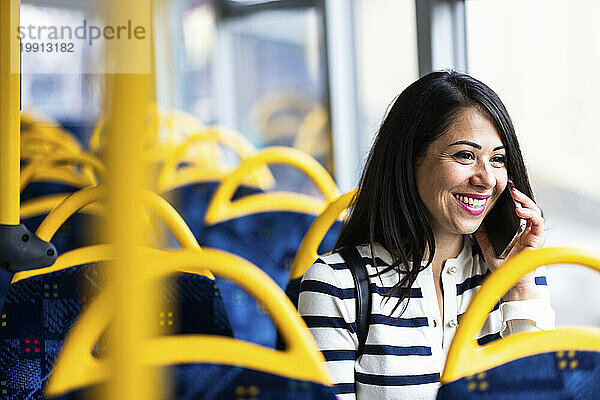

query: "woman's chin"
xmin=453 ymin=220 xmax=482 ymax=236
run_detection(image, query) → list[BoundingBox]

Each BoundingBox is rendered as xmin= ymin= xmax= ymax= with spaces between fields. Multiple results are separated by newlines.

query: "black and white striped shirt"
xmin=297 ymin=236 xmax=555 ymax=399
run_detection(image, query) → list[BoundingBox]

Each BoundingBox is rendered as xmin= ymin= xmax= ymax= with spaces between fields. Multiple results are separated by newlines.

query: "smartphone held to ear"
xmin=483 ymin=181 xmax=527 ymax=259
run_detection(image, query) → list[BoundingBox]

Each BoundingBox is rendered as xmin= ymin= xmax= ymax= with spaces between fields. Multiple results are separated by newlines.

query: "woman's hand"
xmin=473 ymin=186 xmax=544 ymax=301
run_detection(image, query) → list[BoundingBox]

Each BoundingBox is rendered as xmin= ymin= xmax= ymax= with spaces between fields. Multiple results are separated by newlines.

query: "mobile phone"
xmin=483 ymin=181 xmax=527 ymax=259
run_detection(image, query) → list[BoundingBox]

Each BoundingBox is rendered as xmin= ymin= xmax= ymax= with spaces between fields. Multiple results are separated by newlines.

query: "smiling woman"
xmin=297 ymin=71 xmax=555 ymax=400
xmin=415 ymin=108 xmax=508 ymax=235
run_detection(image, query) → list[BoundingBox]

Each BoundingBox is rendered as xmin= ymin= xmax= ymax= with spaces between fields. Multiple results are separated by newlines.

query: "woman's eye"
xmin=453 ymin=151 xmax=474 ymax=161
xmin=491 ymin=155 xmax=507 ymax=165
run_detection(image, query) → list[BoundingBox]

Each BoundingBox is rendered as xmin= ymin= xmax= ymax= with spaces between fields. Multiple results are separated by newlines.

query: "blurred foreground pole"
xmin=0 ymin=0 xmax=20 ymax=224
xmin=103 ymin=0 xmax=159 ymax=398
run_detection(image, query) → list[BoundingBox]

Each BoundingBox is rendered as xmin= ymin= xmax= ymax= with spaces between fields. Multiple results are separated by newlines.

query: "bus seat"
xmin=437 ymin=247 xmax=600 ymax=399
xmin=1 ymin=185 xmax=229 ymax=398
xmin=284 ymin=189 xmax=356 ymax=309
xmin=201 ymin=147 xmax=342 ymax=346
xmin=44 ymin=248 xmax=336 ymax=400
xmin=0 ymin=246 xmax=231 ymax=399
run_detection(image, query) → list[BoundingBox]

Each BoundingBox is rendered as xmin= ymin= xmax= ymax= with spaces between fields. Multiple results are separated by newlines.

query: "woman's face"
xmin=415 ymin=107 xmax=508 ymax=237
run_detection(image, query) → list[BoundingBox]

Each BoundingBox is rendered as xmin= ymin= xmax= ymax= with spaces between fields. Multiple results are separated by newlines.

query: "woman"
xmin=297 ymin=71 xmax=555 ymax=400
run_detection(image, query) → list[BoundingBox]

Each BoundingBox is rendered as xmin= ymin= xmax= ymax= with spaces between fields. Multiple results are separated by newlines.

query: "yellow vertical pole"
xmin=0 ymin=0 xmax=20 ymax=224
xmin=103 ymin=0 xmax=159 ymax=399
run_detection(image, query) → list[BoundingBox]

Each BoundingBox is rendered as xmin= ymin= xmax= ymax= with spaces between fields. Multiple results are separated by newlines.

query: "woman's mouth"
xmin=453 ymin=194 xmax=488 ymax=215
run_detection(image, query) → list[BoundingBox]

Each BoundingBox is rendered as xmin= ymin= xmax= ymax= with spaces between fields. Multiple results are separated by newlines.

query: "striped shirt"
xmin=297 ymin=235 xmax=555 ymax=400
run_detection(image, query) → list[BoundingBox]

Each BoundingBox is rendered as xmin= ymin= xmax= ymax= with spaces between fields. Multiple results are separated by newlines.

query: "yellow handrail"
xmin=20 ymin=153 xmax=105 ymax=192
xmin=0 ymin=0 xmax=21 ymax=224
xmin=12 ymin=244 xmax=113 ymax=284
xmin=157 ymin=126 xmax=275 ymax=192
xmin=294 ymin=104 xmax=331 ymax=158
xmin=21 ymin=119 xmax=82 ymax=156
xmin=20 ymin=193 xmax=105 ymax=220
xmin=33 ymin=185 xmax=200 ymax=253
xmin=441 ymin=247 xmax=600 ymax=383
xmin=289 ymin=189 xmax=356 ymax=280
xmin=45 ymin=248 xmax=332 ymax=396
xmin=204 ymin=146 xmax=340 ymax=225
xmin=89 ymin=109 xmax=206 ymax=156
xmin=22 ymin=165 xmax=97 ymax=190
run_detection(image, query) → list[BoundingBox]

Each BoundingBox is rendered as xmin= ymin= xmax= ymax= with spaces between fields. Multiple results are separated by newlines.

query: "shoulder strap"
xmin=338 ymin=245 xmax=371 ymax=358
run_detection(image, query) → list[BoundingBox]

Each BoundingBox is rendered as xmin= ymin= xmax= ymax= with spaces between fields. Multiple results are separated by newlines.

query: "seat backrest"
xmin=156 ymin=126 xmax=275 ymax=193
xmin=20 ymin=152 xmax=105 ymax=193
xmin=19 ymin=151 xmax=106 ymax=255
xmin=0 ymin=245 xmax=232 ymax=400
xmin=0 ymin=185 xmax=224 ymax=399
xmin=438 ymin=247 xmax=600 ymax=399
xmin=44 ymin=248 xmax=336 ymax=400
xmin=201 ymin=147 xmax=342 ymax=346
xmin=285 ymin=189 xmax=356 ymax=309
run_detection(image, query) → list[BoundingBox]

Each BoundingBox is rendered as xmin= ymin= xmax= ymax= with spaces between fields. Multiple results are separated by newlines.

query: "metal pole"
xmin=0 ymin=0 xmax=20 ymax=225
xmin=415 ymin=0 xmax=467 ymax=76
xmin=104 ymin=0 xmax=158 ymax=398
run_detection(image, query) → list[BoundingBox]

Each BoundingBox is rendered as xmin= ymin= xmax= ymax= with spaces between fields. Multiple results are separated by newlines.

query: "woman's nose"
xmin=470 ymin=161 xmax=495 ymax=189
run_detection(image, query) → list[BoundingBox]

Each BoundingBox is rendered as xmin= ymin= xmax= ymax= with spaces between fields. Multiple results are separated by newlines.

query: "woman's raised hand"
xmin=473 ymin=186 xmax=544 ymax=301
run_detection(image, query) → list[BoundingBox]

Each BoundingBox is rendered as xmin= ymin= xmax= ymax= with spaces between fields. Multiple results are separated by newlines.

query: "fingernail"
xmin=507 ymin=180 xmax=515 ymax=191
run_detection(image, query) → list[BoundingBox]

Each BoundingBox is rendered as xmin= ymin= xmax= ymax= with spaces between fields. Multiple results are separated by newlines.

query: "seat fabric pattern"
xmin=436 ymin=351 xmax=600 ymax=400
xmin=55 ymin=365 xmax=338 ymax=400
xmin=162 ymin=182 xmax=262 ymax=247
xmin=204 ymin=212 xmax=341 ymax=347
xmin=0 ymin=265 xmax=232 ymax=400
xmin=165 ymin=182 xmax=342 ymax=347
xmin=169 ymin=364 xmax=338 ymax=400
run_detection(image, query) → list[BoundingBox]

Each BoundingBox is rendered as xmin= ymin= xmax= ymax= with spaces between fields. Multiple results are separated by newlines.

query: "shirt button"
xmin=448 ymin=319 xmax=458 ymax=328
xmin=448 ymin=266 xmax=457 ymax=274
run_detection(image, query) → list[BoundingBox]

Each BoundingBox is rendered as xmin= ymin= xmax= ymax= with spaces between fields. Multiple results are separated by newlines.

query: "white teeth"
xmin=455 ymin=195 xmax=486 ymax=208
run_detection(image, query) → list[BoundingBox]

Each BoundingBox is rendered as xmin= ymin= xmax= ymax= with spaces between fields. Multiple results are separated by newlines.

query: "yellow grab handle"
xmin=20 ymin=153 xmax=105 ymax=192
xmin=13 ymin=244 xmax=113 ymax=284
xmin=34 ymin=185 xmax=201 ymax=252
xmin=88 ymin=118 xmax=104 ymax=153
xmin=161 ymin=108 xmax=205 ymax=139
xmin=289 ymin=189 xmax=356 ymax=280
xmin=21 ymin=142 xmax=80 ymax=160
xmin=204 ymin=146 xmax=340 ymax=225
xmin=294 ymin=105 xmax=330 ymax=157
xmin=21 ymin=123 xmax=82 ymax=155
xmin=45 ymin=248 xmax=331 ymax=396
xmin=88 ymin=107 xmax=159 ymax=154
xmin=157 ymin=127 xmax=275 ymax=192
xmin=441 ymin=247 xmax=600 ymax=383
xmin=20 ymin=165 xmax=97 ymax=189
xmin=20 ymin=193 xmax=105 ymax=220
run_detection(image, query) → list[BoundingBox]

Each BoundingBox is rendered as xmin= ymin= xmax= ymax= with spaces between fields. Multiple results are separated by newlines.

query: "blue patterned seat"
xmin=437 ymin=351 xmax=600 ymax=400
xmin=203 ymin=212 xmax=341 ymax=347
xmin=164 ymin=181 xmax=342 ymax=347
xmin=41 ymin=248 xmax=337 ymax=400
xmin=437 ymin=247 xmax=600 ymax=400
xmin=0 ymin=263 xmax=232 ymax=400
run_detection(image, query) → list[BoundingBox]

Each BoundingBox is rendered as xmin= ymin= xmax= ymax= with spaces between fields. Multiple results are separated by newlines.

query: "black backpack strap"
xmin=338 ymin=245 xmax=371 ymax=358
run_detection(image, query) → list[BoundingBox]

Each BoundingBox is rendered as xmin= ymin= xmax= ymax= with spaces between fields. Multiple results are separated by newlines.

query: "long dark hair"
xmin=335 ymin=70 xmax=534 ymax=315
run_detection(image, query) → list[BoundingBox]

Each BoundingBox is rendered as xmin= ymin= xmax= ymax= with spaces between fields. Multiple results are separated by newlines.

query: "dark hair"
xmin=335 ymin=70 xmax=534 ymax=315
